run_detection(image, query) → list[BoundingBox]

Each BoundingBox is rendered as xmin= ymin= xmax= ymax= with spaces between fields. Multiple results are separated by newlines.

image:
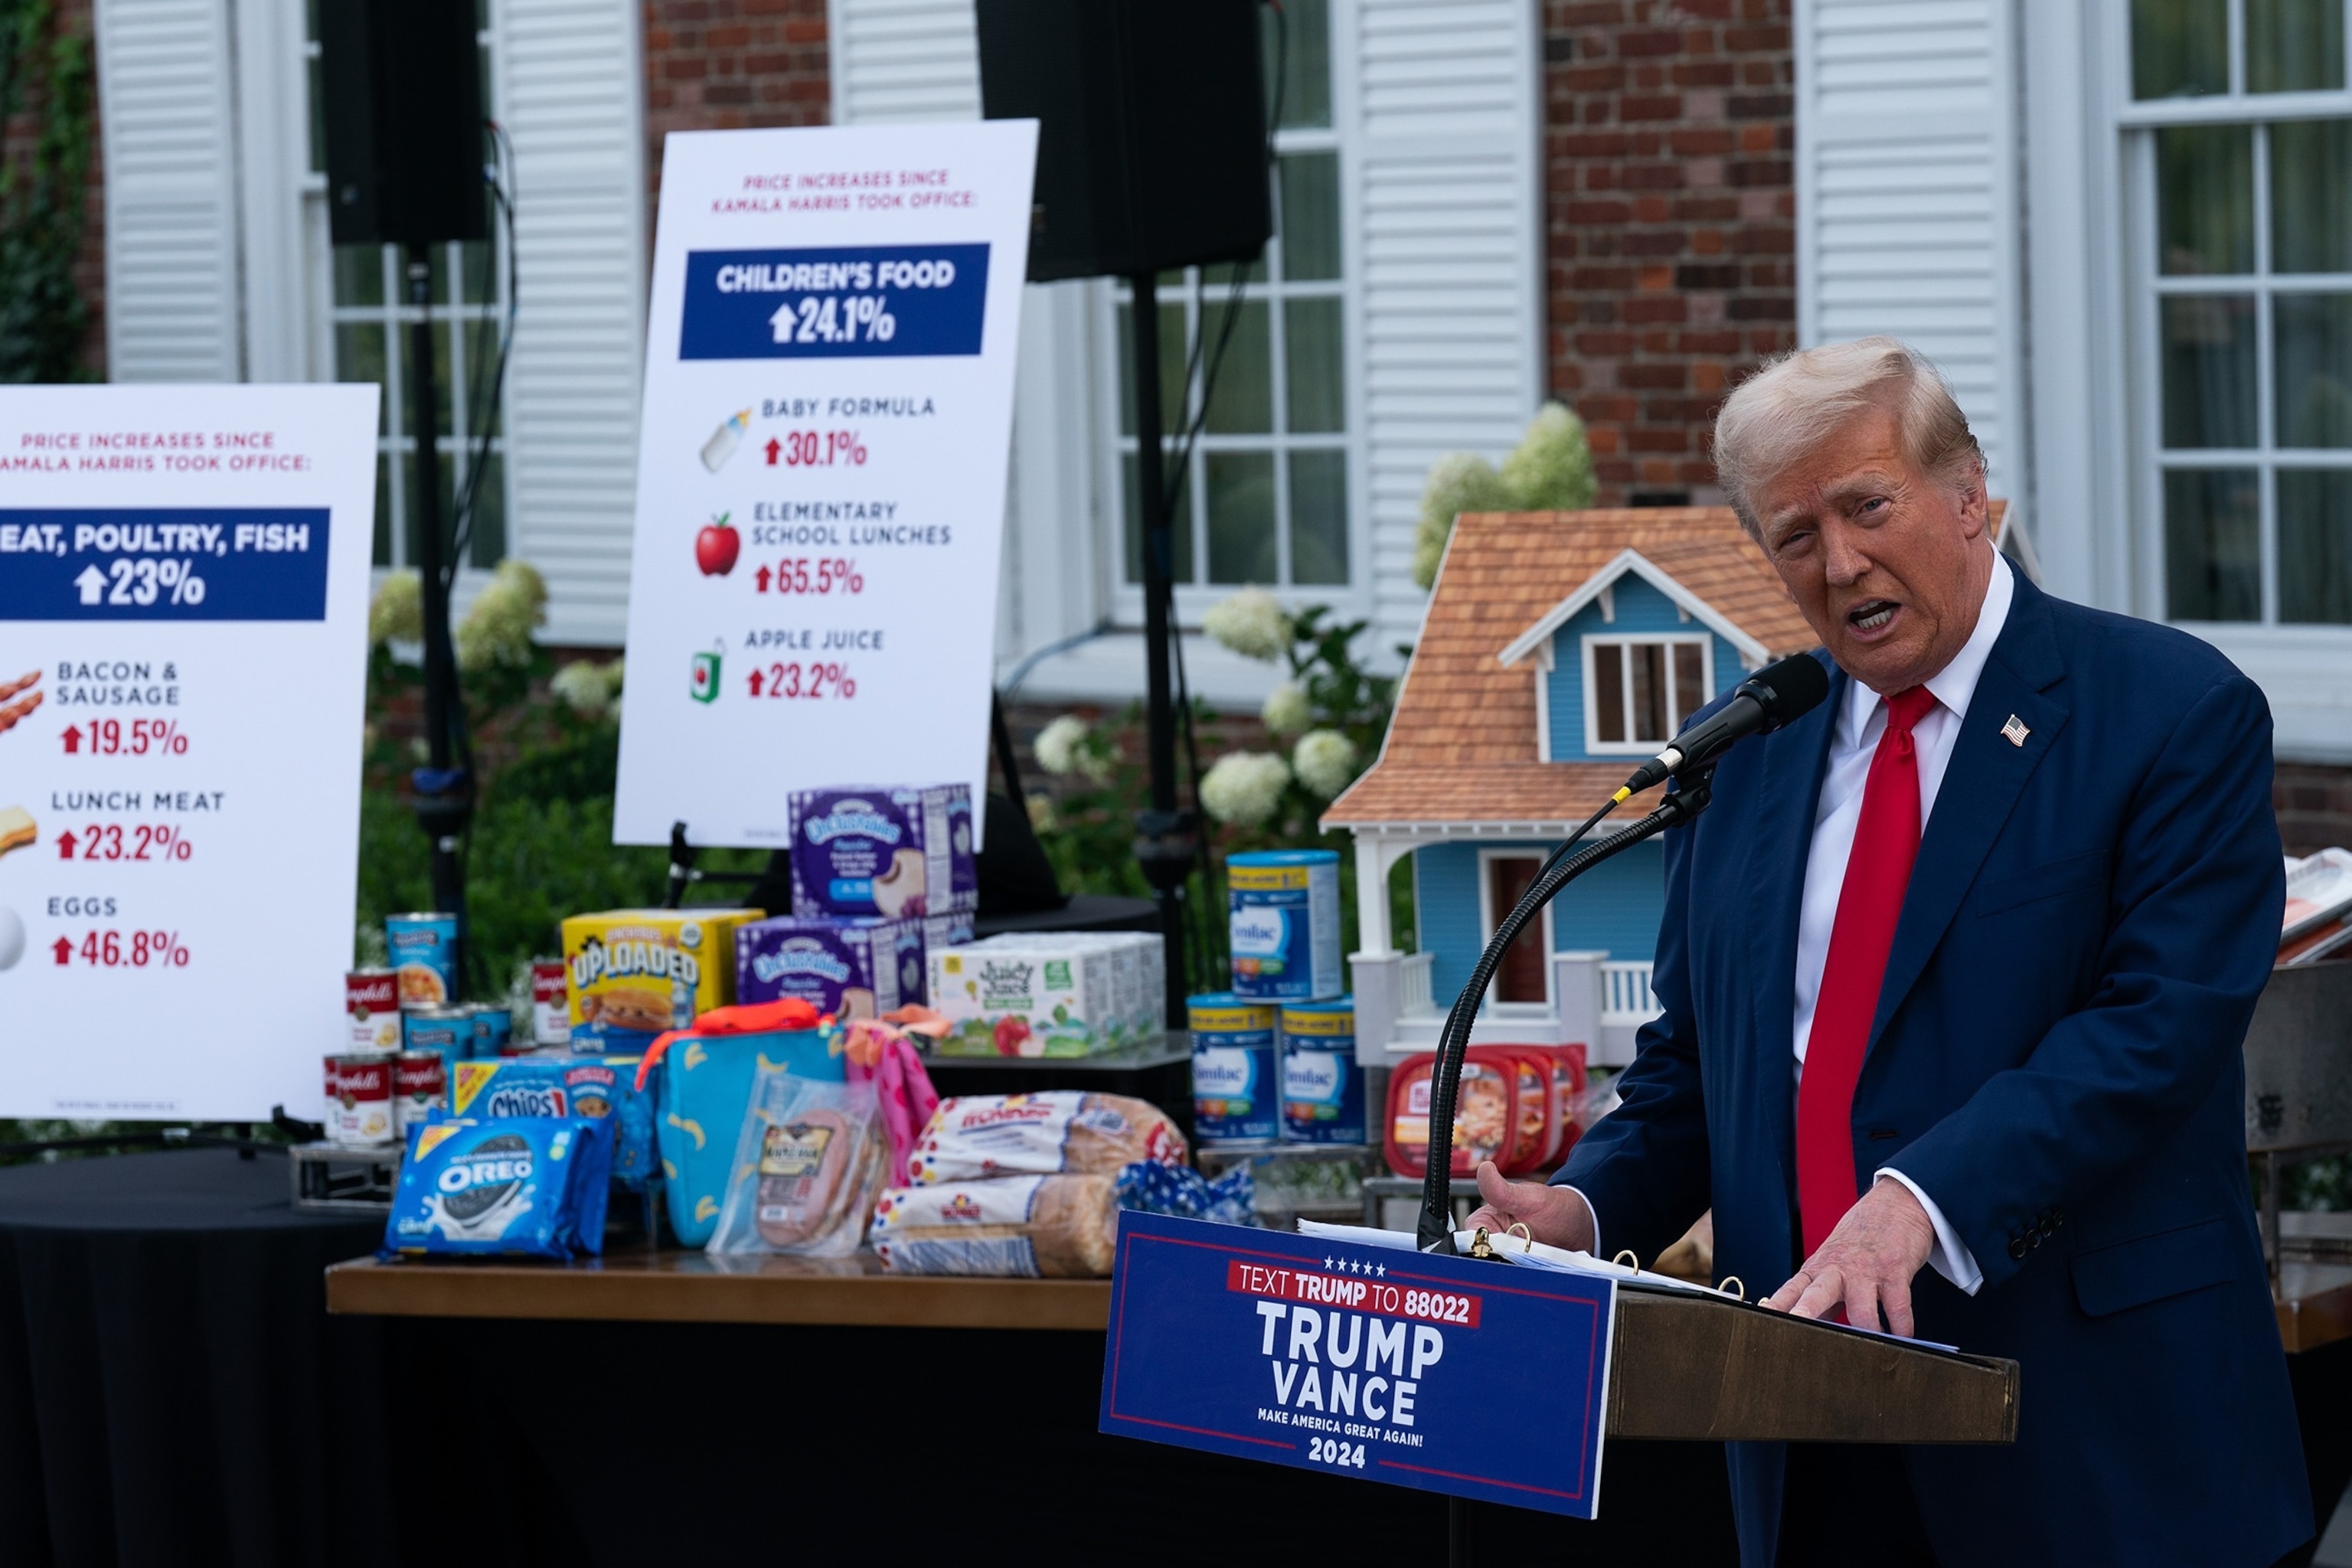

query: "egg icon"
xmin=0 ymin=906 xmax=23 ymax=972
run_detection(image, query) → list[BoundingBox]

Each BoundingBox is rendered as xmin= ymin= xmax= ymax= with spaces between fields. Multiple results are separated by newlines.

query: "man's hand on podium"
xmin=1461 ymin=1161 xmax=1596 ymax=1253
xmin=1762 ymin=1175 xmax=1936 ymax=1336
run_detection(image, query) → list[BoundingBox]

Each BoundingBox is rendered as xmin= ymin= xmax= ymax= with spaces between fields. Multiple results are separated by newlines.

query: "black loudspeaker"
xmin=976 ymin=0 xmax=1272 ymax=283
xmin=317 ymin=0 xmax=487 ymax=247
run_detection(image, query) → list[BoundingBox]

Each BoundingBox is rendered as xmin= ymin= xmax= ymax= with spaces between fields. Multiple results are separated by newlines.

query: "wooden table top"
xmin=326 ymin=1248 xmax=1112 ymax=1331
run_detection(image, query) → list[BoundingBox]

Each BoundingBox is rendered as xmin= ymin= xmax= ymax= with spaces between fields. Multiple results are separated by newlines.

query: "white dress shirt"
xmin=1567 ymin=554 xmax=2012 ymax=1294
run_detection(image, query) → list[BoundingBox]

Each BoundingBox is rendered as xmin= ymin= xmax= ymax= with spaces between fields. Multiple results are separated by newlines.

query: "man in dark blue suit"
xmin=1466 ymin=338 xmax=2310 ymax=1566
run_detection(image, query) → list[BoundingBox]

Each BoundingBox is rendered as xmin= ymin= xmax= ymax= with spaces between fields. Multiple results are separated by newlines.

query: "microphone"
xmin=1614 ymin=652 xmax=1830 ymax=799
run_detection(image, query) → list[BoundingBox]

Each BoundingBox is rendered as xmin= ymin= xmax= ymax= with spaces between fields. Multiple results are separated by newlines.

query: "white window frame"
xmin=1092 ymin=30 xmax=1367 ymax=628
xmin=1475 ymin=848 xmax=1553 ymax=1016
xmin=1579 ymin=632 xmax=1714 ymax=756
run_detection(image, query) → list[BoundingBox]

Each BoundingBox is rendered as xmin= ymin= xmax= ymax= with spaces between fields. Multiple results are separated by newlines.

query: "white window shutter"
xmin=94 ymin=0 xmax=243 ymax=381
xmin=1795 ymin=0 xmax=2024 ymax=501
xmin=827 ymin=0 xmax=980 ymax=124
xmin=1337 ymin=0 xmax=1546 ymax=652
xmin=498 ymin=0 xmax=648 ymax=646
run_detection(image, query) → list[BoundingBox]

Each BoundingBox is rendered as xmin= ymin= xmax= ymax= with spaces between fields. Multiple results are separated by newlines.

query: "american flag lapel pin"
xmin=2001 ymin=714 xmax=2030 ymax=746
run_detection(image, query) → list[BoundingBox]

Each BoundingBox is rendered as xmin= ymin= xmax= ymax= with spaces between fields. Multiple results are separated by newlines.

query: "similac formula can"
xmin=393 ymin=1050 xmax=446 ymax=1133
xmin=1189 ymin=993 xmax=1279 ymax=1145
xmin=331 ymin=1054 xmax=395 ymax=1146
xmin=402 ymin=1006 xmax=471 ymax=1081
xmin=1279 ymin=997 xmax=1364 ymax=1145
xmin=1226 ymin=850 xmax=1341 ymax=1002
xmin=469 ymin=1004 xmax=515 ymax=1060
xmin=530 ymin=959 xmax=570 ymax=1047
xmin=384 ymin=913 xmax=460 ymax=1010
xmin=347 ymin=969 xmax=402 ymax=1053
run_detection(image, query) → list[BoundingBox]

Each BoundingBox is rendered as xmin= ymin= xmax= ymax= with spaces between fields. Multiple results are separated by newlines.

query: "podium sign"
xmin=1100 ymin=1214 xmax=1616 ymax=1518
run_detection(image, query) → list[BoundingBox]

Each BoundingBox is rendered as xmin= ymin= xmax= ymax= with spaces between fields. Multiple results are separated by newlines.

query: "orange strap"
xmin=633 ymin=997 xmax=825 ymax=1091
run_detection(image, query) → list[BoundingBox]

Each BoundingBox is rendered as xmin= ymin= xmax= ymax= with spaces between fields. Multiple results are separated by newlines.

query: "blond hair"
xmin=1713 ymin=336 xmax=1984 ymax=535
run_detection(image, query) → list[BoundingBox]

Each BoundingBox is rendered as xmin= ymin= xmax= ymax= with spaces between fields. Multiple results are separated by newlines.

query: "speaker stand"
xmin=405 ymin=243 xmax=475 ymax=991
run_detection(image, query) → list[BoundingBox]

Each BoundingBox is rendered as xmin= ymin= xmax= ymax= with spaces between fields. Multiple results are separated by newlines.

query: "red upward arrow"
xmin=55 ymin=829 xmax=76 ymax=859
xmin=51 ymin=937 xmax=71 ymax=966
xmin=755 ymin=564 xmax=772 ymax=593
xmin=748 ymin=669 xmax=765 ymax=697
xmin=763 ymin=438 xmax=781 ymax=466
xmin=60 ymin=725 xmax=80 ymax=753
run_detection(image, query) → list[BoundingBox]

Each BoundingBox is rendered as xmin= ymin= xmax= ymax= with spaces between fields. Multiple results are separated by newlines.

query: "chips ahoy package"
xmin=446 ymin=1056 xmax=659 ymax=1191
xmin=381 ymin=1116 xmax=613 ymax=1259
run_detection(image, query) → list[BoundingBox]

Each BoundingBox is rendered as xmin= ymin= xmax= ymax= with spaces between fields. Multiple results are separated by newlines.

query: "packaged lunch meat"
xmin=707 ymin=1073 xmax=886 ymax=1257
xmin=1383 ymin=1053 xmax=1517 ymax=1179
xmin=870 ymin=1174 xmax=1118 ymax=1277
xmin=905 ymin=1092 xmax=1187 ymax=1184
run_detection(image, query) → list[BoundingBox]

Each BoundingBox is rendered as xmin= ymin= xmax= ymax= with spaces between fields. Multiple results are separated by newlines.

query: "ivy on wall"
xmin=0 ymin=0 xmax=93 ymax=382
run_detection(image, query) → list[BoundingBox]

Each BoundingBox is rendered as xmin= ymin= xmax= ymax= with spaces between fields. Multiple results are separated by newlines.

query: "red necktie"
xmin=1795 ymin=685 xmax=1938 ymax=1256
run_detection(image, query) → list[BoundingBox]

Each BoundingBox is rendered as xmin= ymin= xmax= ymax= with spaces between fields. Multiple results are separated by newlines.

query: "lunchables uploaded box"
xmin=735 ymin=916 xmax=923 ymax=1018
xmin=789 ymin=785 xmax=975 ymax=920
xmin=929 ymin=940 xmax=1122 ymax=1057
xmin=561 ymin=909 xmax=760 ymax=1052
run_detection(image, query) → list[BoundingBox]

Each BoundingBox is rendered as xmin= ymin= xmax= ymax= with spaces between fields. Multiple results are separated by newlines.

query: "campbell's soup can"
xmin=469 ymin=1004 xmax=515 ymax=1060
xmin=332 ymin=1054 xmax=396 ymax=1146
xmin=346 ymin=969 xmax=402 ymax=1053
xmin=403 ymin=1006 xmax=471 ymax=1080
xmin=530 ymin=959 xmax=570 ymax=1047
xmin=393 ymin=1050 xmax=446 ymax=1133
xmin=322 ymin=1055 xmax=341 ymax=1131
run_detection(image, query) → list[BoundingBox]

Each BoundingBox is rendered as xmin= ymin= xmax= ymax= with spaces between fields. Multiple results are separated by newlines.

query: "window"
xmin=301 ymin=0 xmax=511 ymax=573
xmin=1581 ymin=635 xmax=1711 ymax=753
xmin=1107 ymin=0 xmax=1350 ymax=603
xmin=2130 ymin=0 xmax=2352 ymax=625
xmin=1479 ymin=853 xmax=1551 ymax=1009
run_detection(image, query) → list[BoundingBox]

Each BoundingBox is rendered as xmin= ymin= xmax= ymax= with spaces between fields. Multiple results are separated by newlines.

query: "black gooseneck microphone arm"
xmin=1416 ymin=770 xmax=1718 ymax=1253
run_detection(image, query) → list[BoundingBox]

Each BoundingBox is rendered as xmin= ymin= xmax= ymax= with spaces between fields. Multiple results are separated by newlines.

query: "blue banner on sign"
xmin=0 ymin=508 xmax=330 ymax=622
xmin=679 ymin=244 xmax=991 ymax=361
xmin=1100 ymin=1213 xmax=1615 ymax=1518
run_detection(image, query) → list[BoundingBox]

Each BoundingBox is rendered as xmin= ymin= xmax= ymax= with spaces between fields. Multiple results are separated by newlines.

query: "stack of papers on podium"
xmin=1292 ymin=1219 xmax=1730 ymax=1298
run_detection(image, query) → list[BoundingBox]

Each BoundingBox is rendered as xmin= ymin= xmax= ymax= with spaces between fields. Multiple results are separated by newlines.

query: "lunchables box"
xmin=560 ymin=908 xmax=761 ymax=1053
xmin=641 ymin=1004 xmax=846 ymax=1246
xmin=789 ymin=785 xmax=975 ymax=920
xmin=735 ymin=916 xmax=925 ymax=1018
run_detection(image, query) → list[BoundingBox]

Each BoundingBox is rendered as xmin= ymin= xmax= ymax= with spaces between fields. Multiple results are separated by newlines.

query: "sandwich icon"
xmin=0 ymin=807 xmax=34 ymax=863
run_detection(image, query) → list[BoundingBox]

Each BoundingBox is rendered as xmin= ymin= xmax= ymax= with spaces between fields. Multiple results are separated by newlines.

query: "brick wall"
xmin=1543 ymin=0 xmax=1794 ymax=507
xmin=0 ymin=0 xmax=106 ymax=377
xmin=2278 ymin=764 xmax=2352 ymax=858
xmin=642 ymin=0 xmax=830 ymax=217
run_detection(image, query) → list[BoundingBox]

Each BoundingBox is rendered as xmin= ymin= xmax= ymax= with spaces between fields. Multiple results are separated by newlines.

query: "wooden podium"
xmin=330 ymin=1250 xmax=2017 ymax=1446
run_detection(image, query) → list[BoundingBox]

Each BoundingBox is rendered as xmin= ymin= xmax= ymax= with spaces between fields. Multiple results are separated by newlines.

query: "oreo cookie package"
xmin=447 ymin=1056 xmax=658 ymax=1190
xmin=382 ymin=1116 xmax=614 ymax=1259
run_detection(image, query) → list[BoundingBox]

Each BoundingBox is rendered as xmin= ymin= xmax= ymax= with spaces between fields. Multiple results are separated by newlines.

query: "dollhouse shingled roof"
xmin=1321 ymin=504 xmax=2006 ymax=830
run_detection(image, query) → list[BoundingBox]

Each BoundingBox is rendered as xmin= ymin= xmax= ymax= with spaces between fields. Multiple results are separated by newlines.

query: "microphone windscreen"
xmin=1751 ymin=652 xmax=1830 ymax=724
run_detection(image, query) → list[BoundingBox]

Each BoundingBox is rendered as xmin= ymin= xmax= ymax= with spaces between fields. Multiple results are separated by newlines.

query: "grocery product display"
xmin=1188 ymin=995 xmax=1279 ymax=1146
xmin=561 ymin=907 xmax=762 ymax=1051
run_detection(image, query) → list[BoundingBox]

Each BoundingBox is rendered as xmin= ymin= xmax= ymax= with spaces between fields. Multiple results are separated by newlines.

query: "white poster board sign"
xmin=613 ymin=120 xmax=1038 ymax=848
xmin=0 ymin=384 xmax=377 ymax=1119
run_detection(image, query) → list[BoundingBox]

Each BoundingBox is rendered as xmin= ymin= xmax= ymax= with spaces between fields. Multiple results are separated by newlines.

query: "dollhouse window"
xmin=1583 ymin=635 xmax=1712 ymax=753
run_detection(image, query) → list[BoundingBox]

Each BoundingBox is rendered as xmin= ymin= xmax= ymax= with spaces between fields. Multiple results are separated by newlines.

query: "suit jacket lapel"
xmin=1868 ymin=573 xmax=2072 ymax=1053
xmin=1746 ymin=658 xmax=1841 ymax=1190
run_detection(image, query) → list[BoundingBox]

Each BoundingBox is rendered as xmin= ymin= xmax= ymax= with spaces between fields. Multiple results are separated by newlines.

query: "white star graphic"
xmin=1375 ymin=1264 xmax=1386 ymax=1278
xmin=1324 ymin=1256 xmax=1334 ymax=1271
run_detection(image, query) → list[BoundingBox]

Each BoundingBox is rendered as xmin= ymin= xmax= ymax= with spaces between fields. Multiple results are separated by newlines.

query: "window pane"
xmin=1592 ymin=644 xmax=1625 ymax=743
xmin=335 ymin=322 xmax=389 ymax=435
xmin=2158 ymin=125 xmax=2254 ymax=275
xmin=1203 ymin=299 xmax=1272 ymax=434
xmin=332 ymin=246 xmax=385 ymax=308
xmin=1630 ymin=642 xmax=1668 ymax=743
xmin=2133 ymin=0 xmax=2229 ymax=99
xmin=2275 ymin=293 xmax=2352 ymax=447
xmin=460 ymin=449 xmax=505 ymax=569
xmin=397 ymin=321 xmax=458 ymax=440
xmin=2249 ymin=0 xmax=2346 ymax=92
xmin=1116 ymin=302 xmax=1187 ymax=438
xmin=1672 ymin=643 xmax=1705 ymax=727
xmin=307 ymin=56 xmax=327 ymax=175
xmin=2160 ymin=294 xmax=2259 ymax=448
xmin=2278 ymin=469 xmax=2352 ymax=622
xmin=2272 ymin=120 xmax=2352 ymax=273
xmin=1289 ymin=450 xmax=1349 ymax=585
xmin=1205 ymin=452 xmax=1277 ymax=583
xmin=1279 ymin=152 xmax=1341 ymax=282
xmin=2164 ymin=468 xmax=2262 ymax=620
xmin=1264 ymin=0 xmax=1331 ymax=130
xmin=1285 ymin=297 xmax=1345 ymax=434
xmin=1122 ymin=451 xmax=1194 ymax=586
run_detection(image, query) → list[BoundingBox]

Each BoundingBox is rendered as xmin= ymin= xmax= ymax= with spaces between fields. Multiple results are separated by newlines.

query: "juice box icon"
xmin=691 ymin=650 xmax=722 ymax=704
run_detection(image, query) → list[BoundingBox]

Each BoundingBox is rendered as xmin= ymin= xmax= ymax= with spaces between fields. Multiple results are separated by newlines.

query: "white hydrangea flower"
xmin=1034 ymin=714 xmax=1090 ymax=776
xmin=1200 ymin=750 xmax=1292 ymax=827
xmin=1259 ymin=679 xmax=1313 ymax=736
xmin=368 ymin=570 xmax=423 ymax=647
xmin=550 ymin=659 xmax=612 ymax=718
xmin=456 ymin=560 xmax=549 ymax=672
xmin=1202 ymin=587 xmax=1292 ymax=663
xmin=1292 ymin=729 xmax=1361 ymax=799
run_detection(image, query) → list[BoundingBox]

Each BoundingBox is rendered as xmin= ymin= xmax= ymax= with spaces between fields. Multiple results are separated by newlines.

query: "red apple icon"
xmin=696 ymin=513 xmax=740 ymax=577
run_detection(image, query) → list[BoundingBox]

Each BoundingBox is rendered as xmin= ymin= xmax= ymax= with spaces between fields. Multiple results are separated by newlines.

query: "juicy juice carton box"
xmin=928 ymin=939 xmax=1122 ymax=1057
xmin=789 ymin=784 xmax=975 ymax=920
xmin=560 ymin=908 xmax=761 ymax=1053
xmin=962 ymin=931 xmax=1165 ymax=1046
